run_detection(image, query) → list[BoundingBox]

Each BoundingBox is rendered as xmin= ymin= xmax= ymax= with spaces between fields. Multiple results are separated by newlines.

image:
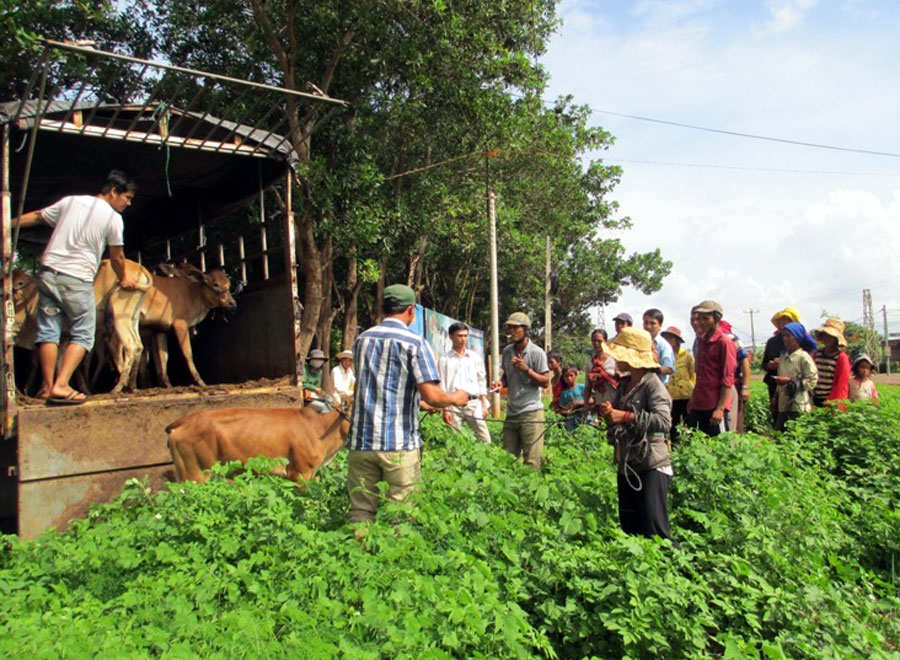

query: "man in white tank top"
xmin=16 ymin=170 xmax=139 ymax=404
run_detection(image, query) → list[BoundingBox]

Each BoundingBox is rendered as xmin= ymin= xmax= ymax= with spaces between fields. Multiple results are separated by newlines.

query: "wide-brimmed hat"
xmin=660 ymin=326 xmax=684 ymax=343
xmin=335 ymin=350 xmax=352 ymax=360
xmin=815 ymin=318 xmax=848 ymax=347
xmin=612 ymin=312 xmax=633 ymax=325
xmin=604 ymin=327 xmax=659 ymax=370
xmin=771 ymin=306 xmax=800 ymax=325
xmin=853 ymin=354 xmax=874 ymax=369
xmin=306 ymin=349 xmax=327 ymax=362
xmin=505 ymin=312 xmax=531 ymax=327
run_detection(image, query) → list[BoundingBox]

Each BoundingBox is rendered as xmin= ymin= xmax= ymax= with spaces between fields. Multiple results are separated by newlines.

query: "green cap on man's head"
xmin=383 ymin=284 xmax=416 ymax=307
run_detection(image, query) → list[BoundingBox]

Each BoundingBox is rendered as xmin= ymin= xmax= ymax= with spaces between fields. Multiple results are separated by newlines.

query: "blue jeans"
xmin=36 ymin=269 xmax=96 ymax=350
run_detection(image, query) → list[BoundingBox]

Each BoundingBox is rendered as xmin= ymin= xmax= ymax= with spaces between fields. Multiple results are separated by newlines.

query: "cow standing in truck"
xmin=15 ymin=170 xmax=139 ymax=404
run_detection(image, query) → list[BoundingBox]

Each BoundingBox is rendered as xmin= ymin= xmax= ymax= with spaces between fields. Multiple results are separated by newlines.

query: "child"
xmin=849 ymin=354 xmax=879 ymax=404
xmin=558 ymin=366 xmax=586 ymax=432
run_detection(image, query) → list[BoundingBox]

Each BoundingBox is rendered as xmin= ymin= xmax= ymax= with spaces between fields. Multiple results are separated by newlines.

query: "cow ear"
xmin=156 ymin=263 xmax=178 ymax=278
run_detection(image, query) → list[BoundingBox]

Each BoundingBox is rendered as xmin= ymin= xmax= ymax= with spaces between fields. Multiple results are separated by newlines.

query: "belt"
xmin=40 ymin=265 xmax=90 ymax=282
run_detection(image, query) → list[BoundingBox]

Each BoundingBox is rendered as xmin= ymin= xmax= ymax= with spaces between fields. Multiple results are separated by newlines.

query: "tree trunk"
xmin=296 ymin=207 xmax=322 ymax=363
xmin=374 ymin=257 xmax=387 ymax=324
xmin=341 ymin=254 xmax=362 ymax=348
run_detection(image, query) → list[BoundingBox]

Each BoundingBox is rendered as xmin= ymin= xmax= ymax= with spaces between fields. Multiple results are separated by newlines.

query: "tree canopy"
xmin=7 ymin=0 xmax=671 ymax=353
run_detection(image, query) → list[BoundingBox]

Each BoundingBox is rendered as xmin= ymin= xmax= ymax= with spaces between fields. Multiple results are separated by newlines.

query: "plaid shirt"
xmin=348 ymin=318 xmax=440 ymax=451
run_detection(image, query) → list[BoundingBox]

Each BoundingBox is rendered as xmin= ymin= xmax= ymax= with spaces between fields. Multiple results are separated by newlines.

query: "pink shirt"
xmin=691 ymin=327 xmax=737 ymax=411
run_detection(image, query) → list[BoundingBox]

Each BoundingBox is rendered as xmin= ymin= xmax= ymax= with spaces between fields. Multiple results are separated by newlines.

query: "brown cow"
xmin=165 ymin=406 xmax=350 ymax=484
xmin=106 ymin=262 xmax=237 ymax=390
xmin=11 ymin=262 xmax=152 ymax=394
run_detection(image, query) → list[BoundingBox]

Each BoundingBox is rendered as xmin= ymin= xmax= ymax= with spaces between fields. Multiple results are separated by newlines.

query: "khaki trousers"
xmin=347 ymin=449 xmax=422 ymax=523
xmin=446 ymin=399 xmax=492 ymax=444
xmin=502 ymin=408 xmax=545 ymax=471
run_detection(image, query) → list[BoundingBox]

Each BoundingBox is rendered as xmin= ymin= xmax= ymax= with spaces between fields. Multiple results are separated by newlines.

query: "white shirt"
xmin=41 ymin=195 xmax=125 ymax=281
xmin=438 ymin=348 xmax=487 ymax=397
xmin=331 ymin=364 xmax=355 ymax=397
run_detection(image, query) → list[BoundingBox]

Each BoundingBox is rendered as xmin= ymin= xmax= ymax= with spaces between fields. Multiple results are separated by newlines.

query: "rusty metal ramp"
xmin=15 ymin=386 xmax=302 ymax=539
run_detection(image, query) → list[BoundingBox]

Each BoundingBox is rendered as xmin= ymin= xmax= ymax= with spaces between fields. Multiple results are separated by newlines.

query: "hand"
xmin=118 ymin=276 xmax=139 ymax=290
xmin=511 ymin=354 xmax=529 ymax=373
xmin=710 ymin=407 xmax=725 ymax=424
xmin=442 ymin=410 xmax=453 ymax=426
xmin=774 ymin=376 xmax=792 ymax=385
xmin=766 ymin=358 xmax=780 ymax=371
xmin=481 ymin=402 xmax=489 ymax=419
xmin=451 ymin=389 xmax=470 ymax=407
xmin=605 ymin=407 xmax=631 ymax=425
xmin=741 ymin=387 xmax=751 ymax=403
xmin=598 ymin=400 xmax=613 ymax=420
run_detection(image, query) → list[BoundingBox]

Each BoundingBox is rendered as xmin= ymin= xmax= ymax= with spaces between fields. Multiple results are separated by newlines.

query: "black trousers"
xmin=617 ymin=470 xmax=676 ymax=545
xmin=688 ymin=409 xmax=724 ymax=436
xmin=671 ymin=399 xmax=689 ymax=442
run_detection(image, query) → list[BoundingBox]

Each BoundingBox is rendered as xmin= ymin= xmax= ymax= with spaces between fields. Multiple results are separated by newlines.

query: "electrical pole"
xmin=743 ymin=308 xmax=759 ymax=350
xmin=544 ymin=235 xmax=551 ymax=352
xmin=883 ymin=305 xmax=891 ymax=376
xmin=488 ymin=190 xmax=501 ymax=417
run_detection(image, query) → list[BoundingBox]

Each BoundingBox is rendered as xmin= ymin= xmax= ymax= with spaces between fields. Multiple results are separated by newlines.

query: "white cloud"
xmin=760 ymin=0 xmax=819 ymax=34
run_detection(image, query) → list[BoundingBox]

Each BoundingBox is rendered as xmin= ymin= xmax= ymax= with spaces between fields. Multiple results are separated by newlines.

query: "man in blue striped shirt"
xmin=347 ymin=284 xmax=469 ymax=523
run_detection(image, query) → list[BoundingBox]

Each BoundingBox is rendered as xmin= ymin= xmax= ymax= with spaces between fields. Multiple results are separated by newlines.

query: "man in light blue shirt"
xmin=643 ymin=308 xmax=675 ymax=385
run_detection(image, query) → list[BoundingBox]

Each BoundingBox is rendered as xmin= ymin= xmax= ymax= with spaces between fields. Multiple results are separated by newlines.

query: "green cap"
xmin=383 ymin=284 xmax=416 ymax=307
xmin=505 ymin=312 xmax=531 ymax=327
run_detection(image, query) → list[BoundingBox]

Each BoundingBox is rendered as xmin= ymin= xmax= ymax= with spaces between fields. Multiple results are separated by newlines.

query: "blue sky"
xmin=542 ymin=0 xmax=900 ymax=345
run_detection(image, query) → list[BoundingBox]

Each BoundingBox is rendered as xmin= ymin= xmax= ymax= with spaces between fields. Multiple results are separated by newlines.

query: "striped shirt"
xmin=813 ymin=350 xmax=849 ymax=404
xmin=348 ymin=318 xmax=440 ymax=451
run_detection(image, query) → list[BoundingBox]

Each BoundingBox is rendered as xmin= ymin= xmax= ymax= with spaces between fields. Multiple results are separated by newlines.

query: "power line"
xmin=592 ymin=109 xmax=900 ymax=158
xmin=605 ymin=158 xmax=900 ymax=177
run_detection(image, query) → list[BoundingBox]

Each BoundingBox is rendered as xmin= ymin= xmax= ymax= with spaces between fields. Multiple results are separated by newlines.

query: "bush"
xmin=1 ymin=405 xmax=899 ymax=658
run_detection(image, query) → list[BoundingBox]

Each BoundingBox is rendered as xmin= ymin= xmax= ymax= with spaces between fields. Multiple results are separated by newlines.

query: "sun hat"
xmin=815 ymin=317 xmax=848 ymax=347
xmin=335 ymin=350 xmax=353 ymax=360
xmin=660 ymin=326 xmax=684 ymax=343
xmin=853 ymin=354 xmax=874 ymax=369
xmin=691 ymin=300 xmax=724 ymax=317
xmin=612 ymin=312 xmax=633 ymax=325
xmin=505 ymin=312 xmax=531 ymax=327
xmin=604 ymin=327 xmax=659 ymax=370
xmin=383 ymin=283 xmax=416 ymax=307
xmin=770 ymin=306 xmax=800 ymax=325
xmin=306 ymin=349 xmax=327 ymax=363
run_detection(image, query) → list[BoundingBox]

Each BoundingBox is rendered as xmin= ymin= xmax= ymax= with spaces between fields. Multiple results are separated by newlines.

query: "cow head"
xmin=199 ymin=269 xmax=237 ymax=311
xmin=12 ymin=270 xmax=36 ymax=311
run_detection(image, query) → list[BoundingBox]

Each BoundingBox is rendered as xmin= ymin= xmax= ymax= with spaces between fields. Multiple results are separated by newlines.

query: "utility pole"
xmin=743 ymin=308 xmax=759 ymax=350
xmin=883 ymin=305 xmax=891 ymax=376
xmin=488 ymin=190 xmax=501 ymax=417
xmin=544 ymin=235 xmax=551 ymax=351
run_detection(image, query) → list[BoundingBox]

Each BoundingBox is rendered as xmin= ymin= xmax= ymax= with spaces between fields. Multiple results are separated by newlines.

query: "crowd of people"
xmin=303 ymin=287 xmax=880 ymax=546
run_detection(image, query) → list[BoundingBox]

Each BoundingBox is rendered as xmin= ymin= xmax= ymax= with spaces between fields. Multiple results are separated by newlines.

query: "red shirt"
xmin=691 ymin=327 xmax=737 ymax=411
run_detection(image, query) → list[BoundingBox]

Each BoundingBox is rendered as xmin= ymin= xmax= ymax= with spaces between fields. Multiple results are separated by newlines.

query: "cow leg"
xmin=172 ymin=320 xmax=207 ymax=387
xmin=153 ymin=331 xmax=172 ymax=388
xmin=167 ymin=435 xmax=206 ymax=483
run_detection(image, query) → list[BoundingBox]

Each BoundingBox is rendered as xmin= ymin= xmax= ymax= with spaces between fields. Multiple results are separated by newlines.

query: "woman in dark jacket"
xmin=599 ymin=327 xmax=676 ymax=543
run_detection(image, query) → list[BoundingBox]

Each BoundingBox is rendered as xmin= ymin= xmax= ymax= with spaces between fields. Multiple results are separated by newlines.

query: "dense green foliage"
xmin=2 ymin=389 xmax=900 ymax=658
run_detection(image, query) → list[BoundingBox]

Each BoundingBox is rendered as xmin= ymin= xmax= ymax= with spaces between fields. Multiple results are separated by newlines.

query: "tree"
xmin=0 ymin=0 xmax=152 ymax=100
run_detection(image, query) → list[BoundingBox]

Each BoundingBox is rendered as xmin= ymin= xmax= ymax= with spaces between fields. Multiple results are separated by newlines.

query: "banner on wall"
xmin=423 ymin=308 xmax=484 ymax=359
